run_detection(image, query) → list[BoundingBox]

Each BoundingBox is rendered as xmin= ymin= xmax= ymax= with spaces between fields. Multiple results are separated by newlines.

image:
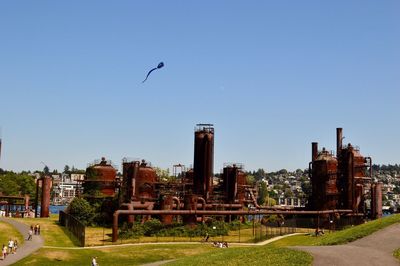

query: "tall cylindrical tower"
xmin=40 ymin=176 xmax=52 ymax=217
xmin=193 ymin=124 xmax=214 ymax=200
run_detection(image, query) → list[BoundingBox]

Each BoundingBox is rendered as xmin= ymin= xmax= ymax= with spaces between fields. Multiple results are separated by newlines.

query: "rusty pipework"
xmin=172 ymin=196 xmax=181 ymax=210
xmin=337 ymin=128 xmax=343 ymax=157
xmin=122 ymin=160 xmax=140 ymax=202
xmin=112 ymin=209 xmax=353 ymax=242
xmin=311 ymin=128 xmax=371 ymax=214
xmin=312 ymin=142 xmax=318 ymax=162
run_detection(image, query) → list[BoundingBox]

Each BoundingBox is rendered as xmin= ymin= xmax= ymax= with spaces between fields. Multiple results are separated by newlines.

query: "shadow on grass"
xmin=56 ymin=221 xmax=82 ymax=247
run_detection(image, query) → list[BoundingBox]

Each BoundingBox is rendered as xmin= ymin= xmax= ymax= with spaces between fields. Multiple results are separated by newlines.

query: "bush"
xmin=119 ymin=222 xmax=144 ymax=239
xmin=143 ymin=219 xmax=164 ymax=236
xmin=118 ymin=219 xmax=241 ymax=239
xmin=66 ymin=198 xmax=95 ymax=226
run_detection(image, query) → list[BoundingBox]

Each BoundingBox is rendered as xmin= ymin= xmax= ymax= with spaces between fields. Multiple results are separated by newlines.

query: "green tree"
xmin=66 ymin=197 xmax=95 ymax=225
xmin=246 ymin=175 xmax=255 ymax=185
xmin=63 ymin=165 xmax=70 ymax=174
xmin=154 ymin=167 xmax=173 ymax=181
xmin=43 ymin=166 xmax=50 ymax=175
xmin=0 ymin=171 xmax=36 ymax=196
xmin=264 ymin=196 xmax=276 ymax=206
xmin=257 ymin=182 xmax=268 ymax=205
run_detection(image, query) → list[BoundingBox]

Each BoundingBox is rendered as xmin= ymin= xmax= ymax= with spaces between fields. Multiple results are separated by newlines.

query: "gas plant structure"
xmin=309 ymin=128 xmax=382 ymax=220
xmin=75 ymin=125 xmax=382 ymax=242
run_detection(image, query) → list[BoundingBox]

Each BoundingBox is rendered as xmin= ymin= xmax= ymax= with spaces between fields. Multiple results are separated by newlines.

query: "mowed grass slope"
xmin=13 ymin=215 xmax=79 ymax=247
xmin=12 ymin=214 xmax=400 ymax=265
xmin=0 ymin=221 xmax=24 ymax=246
xmin=271 ymin=214 xmax=400 ymax=247
xmin=14 ymin=244 xmax=214 ymax=266
xmin=166 ymin=246 xmax=312 ymax=266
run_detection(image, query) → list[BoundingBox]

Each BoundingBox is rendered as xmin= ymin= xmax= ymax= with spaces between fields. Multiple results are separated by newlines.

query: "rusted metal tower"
xmin=193 ymin=124 xmax=214 ymax=200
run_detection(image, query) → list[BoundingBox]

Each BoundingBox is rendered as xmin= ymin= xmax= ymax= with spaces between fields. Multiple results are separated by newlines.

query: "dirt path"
xmin=0 ymin=217 xmax=44 ymax=266
xmin=293 ymin=223 xmax=400 ymax=266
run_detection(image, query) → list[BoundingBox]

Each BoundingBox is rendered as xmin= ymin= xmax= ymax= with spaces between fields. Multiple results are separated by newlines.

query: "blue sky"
xmin=0 ymin=1 xmax=399 ymax=173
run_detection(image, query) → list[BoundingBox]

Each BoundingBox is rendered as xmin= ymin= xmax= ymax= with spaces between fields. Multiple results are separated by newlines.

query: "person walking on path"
xmin=0 ymin=216 xmax=44 ymax=266
xmin=27 ymin=228 xmax=33 ymax=241
xmin=2 ymin=244 xmax=7 ymax=260
xmin=7 ymin=239 xmax=14 ymax=254
xmin=13 ymin=239 xmax=18 ymax=253
xmin=91 ymin=256 xmax=99 ymax=266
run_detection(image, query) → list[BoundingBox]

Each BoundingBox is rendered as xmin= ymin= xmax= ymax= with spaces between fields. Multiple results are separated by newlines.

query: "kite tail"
xmin=142 ymin=67 xmax=157 ymax=83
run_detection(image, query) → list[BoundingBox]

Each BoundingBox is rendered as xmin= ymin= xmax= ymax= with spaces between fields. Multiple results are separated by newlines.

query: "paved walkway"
xmin=293 ymin=223 xmax=400 ymax=266
xmin=0 ymin=217 xmax=44 ymax=266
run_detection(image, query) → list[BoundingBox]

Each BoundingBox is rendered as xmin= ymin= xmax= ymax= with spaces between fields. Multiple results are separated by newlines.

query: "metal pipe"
xmin=365 ymin=157 xmax=372 ymax=178
xmin=172 ymin=196 xmax=180 ymax=210
xmin=114 ymin=209 xmax=353 ymax=216
xmin=34 ymin=178 xmax=40 ymax=218
xmin=337 ymin=128 xmax=343 ymax=157
xmin=312 ymin=142 xmax=318 ymax=162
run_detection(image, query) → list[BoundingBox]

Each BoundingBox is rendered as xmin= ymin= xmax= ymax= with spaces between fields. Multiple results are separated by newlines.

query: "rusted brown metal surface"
xmin=222 ymin=165 xmax=237 ymax=204
xmin=193 ymin=124 xmax=214 ymax=200
xmin=312 ymin=142 xmax=318 ymax=162
xmin=40 ymin=176 xmax=52 ymax=217
xmin=371 ymin=182 xmax=383 ymax=219
xmin=122 ymin=160 xmax=140 ymax=202
xmin=84 ymin=157 xmax=117 ymax=197
xmin=135 ymin=160 xmax=157 ymax=201
xmin=222 ymin=164 xmax=247 ymax=204
xmin=310 ymin=128 xmax=373 ymax=217
xmin=310 ymin=148 xmax=338 ymax=210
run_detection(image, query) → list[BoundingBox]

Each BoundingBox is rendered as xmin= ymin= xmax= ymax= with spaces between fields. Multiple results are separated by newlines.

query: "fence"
xmin=59 ymin=210 xmax=86 ymax=246
xmin=83 ymin=218 xmax=305 ymax=246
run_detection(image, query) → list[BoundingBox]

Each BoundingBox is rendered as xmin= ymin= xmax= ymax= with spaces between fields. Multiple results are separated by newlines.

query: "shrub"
xmin=143 ymin=219 xmax=164 ymax=236
xmin=66 ymin=197 xmax=95 ymax=226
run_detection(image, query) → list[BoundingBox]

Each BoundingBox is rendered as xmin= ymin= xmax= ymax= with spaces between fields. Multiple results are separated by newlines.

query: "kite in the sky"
xmin=142 ymin=62 xmax=164 ymax=83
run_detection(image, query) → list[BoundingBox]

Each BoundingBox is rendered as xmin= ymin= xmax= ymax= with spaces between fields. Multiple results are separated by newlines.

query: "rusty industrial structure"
xmin=34 ymin=175 xmax=52 ymax=218
xmin=309 ymin=128 xmax=382 ymax=219
xmin=74 ymin=125 xmax=382 ymax=242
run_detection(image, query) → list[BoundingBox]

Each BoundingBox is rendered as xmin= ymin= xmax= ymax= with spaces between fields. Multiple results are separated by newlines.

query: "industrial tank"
xmin=310 ymin=148 xmax=339 ymax=210
xmin=135 ymin=160 xmax=157 ymax=201
xmin=339 ymin=144 xmax=368 ymax=212
xmin=193 ymin=124 xmax=214 ymax=200
xmin=222 ymin=164 xmax=247 ymax=204
xmin=222 ymin=166 xmax=237 ymax=204
xmin=85 ymin=157 xmax=117 ymax=196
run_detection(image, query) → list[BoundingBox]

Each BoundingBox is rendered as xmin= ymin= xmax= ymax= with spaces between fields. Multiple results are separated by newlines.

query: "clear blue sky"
xmin=0 ymin=1 xmax=399 ymax=173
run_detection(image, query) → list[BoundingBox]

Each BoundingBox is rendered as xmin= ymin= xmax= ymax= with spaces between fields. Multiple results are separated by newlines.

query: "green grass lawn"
xmin=13 ymin=215 xmax=79 ymax=247
xmin=10 ymin=214 xmax=400 ymax=266
xmin=0 ymin=221 xmax=24 ymax=247
xmin=270 ymin=214 xmax=400 ymax=247
xmin=393 ymin=248 xmax=400 ymax=260
xmin=14 ymin=244 xmax=214 ymax=266
xmin=166 ymin=246 xmax=312 ymax=266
